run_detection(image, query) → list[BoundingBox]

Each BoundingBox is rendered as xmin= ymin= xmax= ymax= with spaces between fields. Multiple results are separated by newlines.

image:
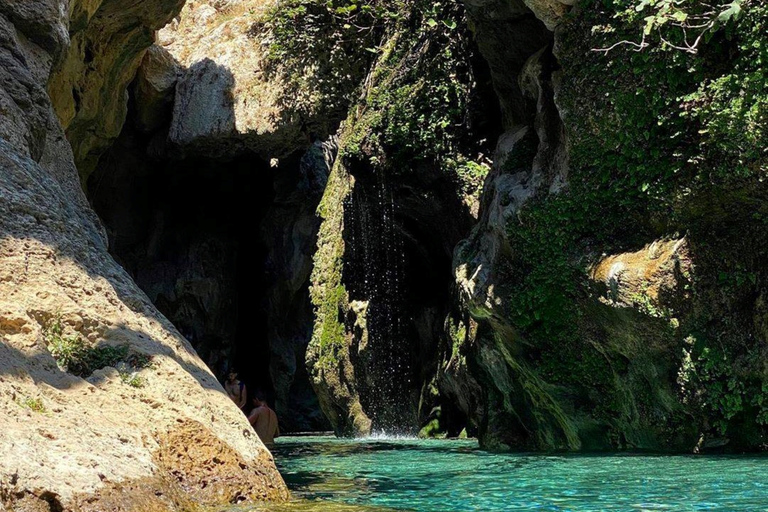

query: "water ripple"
xmin=271 ymin=436 xmax=768 ymax=512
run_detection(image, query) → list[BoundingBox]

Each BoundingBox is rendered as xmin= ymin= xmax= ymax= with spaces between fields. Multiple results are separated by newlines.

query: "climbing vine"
xmin=593 ymin=0 xmax=747 ymax=54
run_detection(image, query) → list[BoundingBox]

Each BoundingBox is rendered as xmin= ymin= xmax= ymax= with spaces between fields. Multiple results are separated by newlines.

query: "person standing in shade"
xmin=248 ymin=392 xmax=279 ymax=446
xmin=224 ymin=369 xmax=247 ymax=411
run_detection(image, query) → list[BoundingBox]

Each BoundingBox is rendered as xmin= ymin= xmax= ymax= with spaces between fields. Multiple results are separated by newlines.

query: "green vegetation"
xmin=308 ymin=0 xmax=489 ymax=375
xmin=481 ymin=0 xmax=767 ymax=445
xmin=304 ymin=0 xmax=766 ymax=446
xmin=336 ymin=0 xmax=489 ymax=197
xmin=260 ymin=0 xmax=489 ymax=198
xmin=255 ymin=0 xmax=397 ymax=123
xmin=594 ymin=0 xmax=746 ymax=54
xmin=119 ymin=369 xmax=147 ymax=388
xmin=44 ymin=316 xmax=153 ymax=384
xmin=16 ymin=397 xmax=46 ymax=413
xmin=310 ymin=161 xmax=353 ymax=373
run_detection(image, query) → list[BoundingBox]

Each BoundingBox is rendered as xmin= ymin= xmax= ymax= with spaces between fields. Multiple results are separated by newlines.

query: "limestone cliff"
xmin=0 ymin=0 xmax=288 ymax=510
xmin=86 ymin=0 xmax=346 ymax=432
xmin=452 ymin=0 xmax=768 ymax=451
xmin=304 ymin=0 xmax=768 ymax=452
xmin=46 ymin=0 xmax=186 ymax=181
xmin=156 ymin=0 xmax=360 ymax=160
xmin=307 ymin=0 xmax=496 ymax=436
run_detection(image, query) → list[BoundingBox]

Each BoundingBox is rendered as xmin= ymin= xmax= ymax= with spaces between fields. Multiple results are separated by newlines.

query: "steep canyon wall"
xmin=0 ymin=1 xmax=289 ymax=510
xmin=304 ymin=0 xmax=768 ymax=451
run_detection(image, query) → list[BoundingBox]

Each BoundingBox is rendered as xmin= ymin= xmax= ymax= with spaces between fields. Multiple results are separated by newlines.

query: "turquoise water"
xmin=268 ymin=435 xmax=768 ymax=512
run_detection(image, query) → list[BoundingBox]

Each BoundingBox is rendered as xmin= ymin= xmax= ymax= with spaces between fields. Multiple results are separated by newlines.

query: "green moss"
xmin=308 ymin=0 xmax=488 ymax=379
xmin=310 ymin=146 xmax=354 ymax=374
xmin=17 ymin=397 xmax=46 ymax=413
xmin=335 ymin=0 xmax=490 ymax=192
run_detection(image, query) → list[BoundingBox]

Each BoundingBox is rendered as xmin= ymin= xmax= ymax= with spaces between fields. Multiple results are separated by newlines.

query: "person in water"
xmin=224 ymin=370 xmax=247 ymax=411
xmin=248 ymin=393 xmax=280 ymax=446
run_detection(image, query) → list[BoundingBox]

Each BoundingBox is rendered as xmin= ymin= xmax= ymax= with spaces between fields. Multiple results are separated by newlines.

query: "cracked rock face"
xmin=47 ymin=0 xmax=187 ymax=182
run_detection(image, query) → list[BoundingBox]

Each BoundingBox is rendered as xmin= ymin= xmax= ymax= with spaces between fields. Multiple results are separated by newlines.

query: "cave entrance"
xmin=88 ymin=115 xmax=332 ymax=432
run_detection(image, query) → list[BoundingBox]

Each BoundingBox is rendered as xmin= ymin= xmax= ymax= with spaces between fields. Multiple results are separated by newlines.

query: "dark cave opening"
xmin=88 ymin=111 xmax=332 ymax=432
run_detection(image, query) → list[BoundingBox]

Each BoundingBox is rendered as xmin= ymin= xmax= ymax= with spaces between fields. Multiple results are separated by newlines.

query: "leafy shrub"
xmin=44 ymin=316 xmax=153 ymax=384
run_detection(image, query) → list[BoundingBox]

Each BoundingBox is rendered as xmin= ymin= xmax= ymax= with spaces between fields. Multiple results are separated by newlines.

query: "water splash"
xmin=358 ymin=431 xmax=420 ymax=442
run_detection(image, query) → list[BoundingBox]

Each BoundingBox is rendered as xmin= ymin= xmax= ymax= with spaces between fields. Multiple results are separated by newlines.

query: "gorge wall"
xmin=1 ymin=4 xmax=767 ymax=512
xmin=300 ymin=0 xmax=768 ymax=451
xmin=83 ymin=0 xmax=349 ymax=433
xmin=0 ymin=1 xmax=289 ymax=511
xmin=451 ymin=0 xmax=768 ymax=451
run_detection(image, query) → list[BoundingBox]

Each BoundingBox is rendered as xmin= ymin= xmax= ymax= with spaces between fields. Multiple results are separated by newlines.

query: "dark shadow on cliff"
xmin=86 ymin=57 xmax=333 ymax=432
xmin=0 ymin=317 xmax=223 ymax=396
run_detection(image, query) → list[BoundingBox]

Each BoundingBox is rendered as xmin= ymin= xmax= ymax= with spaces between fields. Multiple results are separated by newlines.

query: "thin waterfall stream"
xmin=345 ymin=168 xmax=415 ymax=434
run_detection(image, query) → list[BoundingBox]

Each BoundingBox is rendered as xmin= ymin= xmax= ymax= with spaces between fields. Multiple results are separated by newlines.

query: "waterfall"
xmin=345 ymin=167 xmax=413 ymax=434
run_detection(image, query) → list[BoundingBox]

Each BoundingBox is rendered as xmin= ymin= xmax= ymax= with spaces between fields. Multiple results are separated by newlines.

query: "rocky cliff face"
xmin=306 ymin=0 xmax=499 ymax=436
xmin=452 ymin=0 xmax=768 ymax=451
xmin=0 ymin=1 xmax=288 ymax=510
xmin=302 ymin=0 xmax=767 ymax=452
xmin=86 ymin=0 xmax=346 ymax=433
xmin=2 ymin=3 xmax=765 ymax=496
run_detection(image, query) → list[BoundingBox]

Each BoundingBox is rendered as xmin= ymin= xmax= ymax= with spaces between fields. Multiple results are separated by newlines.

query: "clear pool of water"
xmin=265 ymin=435 xmax=768 ymax=512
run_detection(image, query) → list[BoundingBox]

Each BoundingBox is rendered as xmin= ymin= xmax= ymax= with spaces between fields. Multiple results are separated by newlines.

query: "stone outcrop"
xmin=156 ymin=0 xmax=348 ymax=159
xmin=0 ymin=0 xmax=288 ymax=509
xmin=264 ymin=138 xmax=338 ymax=432
xmin=47 ymin=0 xmax=187 ymax=181
xmin=133 ymin=45 xmax=180 ymax=134
xmin=450 ymin=0 xmax=768 ymax=452
xmin=307 ymin=3 xmax=490 ymax=437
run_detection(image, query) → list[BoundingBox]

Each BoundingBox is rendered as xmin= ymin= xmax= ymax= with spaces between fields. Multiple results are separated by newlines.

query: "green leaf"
xmin=426 ymin=18 xmax=438 ymax=27
xmin=635 ymin=0 xmax=652 ymax=12
xmin=643 ymin=15 xmax=656 ymax=35
xmin=718 ymin=1 xmax=742 ymax=22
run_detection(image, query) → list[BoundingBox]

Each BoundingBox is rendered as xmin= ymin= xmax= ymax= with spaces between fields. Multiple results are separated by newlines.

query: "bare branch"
xmin=592 ymin=32 xmax=649 ymax=54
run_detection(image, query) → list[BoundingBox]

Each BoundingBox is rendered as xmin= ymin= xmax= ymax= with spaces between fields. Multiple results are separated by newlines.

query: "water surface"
xmin=263 ymin=435 xmax=768 ymax=511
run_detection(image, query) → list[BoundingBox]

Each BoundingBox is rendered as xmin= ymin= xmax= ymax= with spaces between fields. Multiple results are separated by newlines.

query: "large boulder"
xmin=133 ymin=45 xmax=180 ymax=134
